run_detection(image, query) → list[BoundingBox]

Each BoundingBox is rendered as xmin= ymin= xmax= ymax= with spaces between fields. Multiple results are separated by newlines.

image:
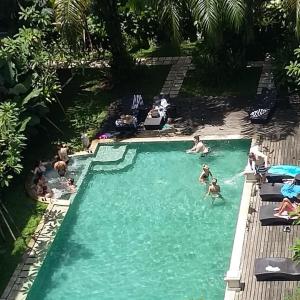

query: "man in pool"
xmin=206 ymin=178 xmax=224 ymax=203
xmin=186 ymin=136 xmax=210 ymax=155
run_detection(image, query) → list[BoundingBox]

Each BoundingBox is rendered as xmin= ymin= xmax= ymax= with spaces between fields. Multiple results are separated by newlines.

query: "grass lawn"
xmin=133 ymin=41 xmax=197 ymax=58
xmin=180 ymin=67 xmax=262 ymax=97
xmin=50 ymin=64 xmax=171 ymax=150
xmin=0 ymin=64 xmax=169 ymax=296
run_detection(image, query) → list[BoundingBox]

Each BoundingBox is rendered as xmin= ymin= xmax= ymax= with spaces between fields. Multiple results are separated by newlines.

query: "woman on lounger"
xmin=274 ymin=196 xmax=300 ymax=217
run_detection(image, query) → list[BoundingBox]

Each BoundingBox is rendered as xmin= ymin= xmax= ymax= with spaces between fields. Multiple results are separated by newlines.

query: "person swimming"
xmin=199 ymin=164 xmax=213 ymax=184
xmin=186 ymin=136 xmax=210 ymax=154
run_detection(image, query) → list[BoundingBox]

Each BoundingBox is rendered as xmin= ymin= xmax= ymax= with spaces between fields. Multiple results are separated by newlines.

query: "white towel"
xmin=265 ymin=265 xmax=280 ymax=272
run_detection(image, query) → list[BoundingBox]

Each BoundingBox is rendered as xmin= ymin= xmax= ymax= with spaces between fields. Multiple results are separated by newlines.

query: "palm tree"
xmin=128 ymin=0 xmax=246 ymax=45
xmin=284 ymin=0 xmax=300 ymax=37
xmin=53 ymin=0 xmax=132 ymax=79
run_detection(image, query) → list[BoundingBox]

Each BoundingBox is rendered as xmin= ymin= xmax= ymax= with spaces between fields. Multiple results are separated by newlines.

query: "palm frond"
xmin=157 ymin=0 xmax=182 ymax=44
xmin=223 ymin=0 xmax=245 ymax=30
xmin=53 ymin=0 xmax=90 ymax=45
xmin=284 ymin=0 xmax=300 ymax=38
xmin=190 ymin=0 xmax=219 ymax=35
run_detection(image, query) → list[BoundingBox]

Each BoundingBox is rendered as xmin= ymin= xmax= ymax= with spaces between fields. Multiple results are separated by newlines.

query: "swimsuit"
xmin=255 ymin=165 xmax=267 ymax=175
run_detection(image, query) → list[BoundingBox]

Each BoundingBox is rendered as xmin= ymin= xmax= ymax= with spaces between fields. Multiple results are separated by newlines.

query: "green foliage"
xmin=192 ymin=41 xmax=245 ymax=86
xmin=53 ymin=0 xmax=91 ymax=48
xmin=285 ymin=287 xmax=300 ymax=300
xmin=120 ymin=5 xmax=158 ymax=51
xmin=291 ymin=239 xmax=300 ymax=262
xmin=285 ymin=47 xmax=300 ymax=89
xmin=19 ymin=4 xmax=53 ymax=31
xmin=0 ymin=102 xmax=27 ymax=188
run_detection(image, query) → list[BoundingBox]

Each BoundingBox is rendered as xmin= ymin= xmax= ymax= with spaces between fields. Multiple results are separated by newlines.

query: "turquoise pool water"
xmin=27 ymin=140 xmax=250 ymax=300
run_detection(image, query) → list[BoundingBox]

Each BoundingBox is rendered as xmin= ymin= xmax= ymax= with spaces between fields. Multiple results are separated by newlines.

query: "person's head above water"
xmin=193 ymin=135 xmax=200 ymax=143
xmin=203 ymin=164 xmax=209 ymax=171
xmin=211 ymin=178 xmax=217 ymax=184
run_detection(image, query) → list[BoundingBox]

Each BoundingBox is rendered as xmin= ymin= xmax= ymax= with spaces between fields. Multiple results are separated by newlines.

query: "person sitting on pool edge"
xmin=199 ymin=164 xmax=213 ymax=184
xmin=186 ymin=136 xmax=210 ymax=155
xmin=207 ymin=178 xmax=224 ymax=202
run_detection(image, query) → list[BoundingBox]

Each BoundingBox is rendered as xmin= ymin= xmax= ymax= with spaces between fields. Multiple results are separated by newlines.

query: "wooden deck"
xmin=234 ymin=134 xmax=300 ymax=300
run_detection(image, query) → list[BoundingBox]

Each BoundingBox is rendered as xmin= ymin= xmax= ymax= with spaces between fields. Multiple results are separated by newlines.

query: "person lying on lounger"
xmin=186 ymin=136 xmax=210 ymax=155
xmin=274 ymin=196 xmax=300 ymax=218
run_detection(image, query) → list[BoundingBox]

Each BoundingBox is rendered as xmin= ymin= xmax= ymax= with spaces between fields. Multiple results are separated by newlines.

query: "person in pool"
xmin=199 ymin=164 xmax=213 ymax=184
xmin=207 ymin=178 xmax=224 ymax=202
xmin=186 ymin=136 xmax=210 ymax=155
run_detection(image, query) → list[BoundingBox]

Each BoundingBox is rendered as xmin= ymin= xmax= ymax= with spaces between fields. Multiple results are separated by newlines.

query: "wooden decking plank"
xmin=232 ymin=134 xmax=300 ymax=300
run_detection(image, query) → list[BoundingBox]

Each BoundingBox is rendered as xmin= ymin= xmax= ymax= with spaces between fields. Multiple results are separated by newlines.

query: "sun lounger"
xmin=260 ymin=183 xmax=284 ymax=201
xmin=266 ymin=165 xmax=300 ymax=183
xmin=255 ymin=258 xmax=300 ymax=281
xmin=259 ymin=203 xmax=299 ymax=225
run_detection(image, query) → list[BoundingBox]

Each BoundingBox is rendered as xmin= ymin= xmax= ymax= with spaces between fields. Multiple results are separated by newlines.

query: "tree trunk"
xmin=96 ymin=0 xmax=133 ymax=80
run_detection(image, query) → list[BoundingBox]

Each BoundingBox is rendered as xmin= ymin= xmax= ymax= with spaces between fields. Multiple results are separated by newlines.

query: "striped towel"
xmin=131 ymin=94 xmax=144 ymax=110
xmin=250 ymin=108 xmax=270 ymax=119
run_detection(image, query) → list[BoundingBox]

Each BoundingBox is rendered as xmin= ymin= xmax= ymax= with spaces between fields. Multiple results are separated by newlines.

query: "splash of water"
xmin=223 ymin=171 xmax=244 ymax=185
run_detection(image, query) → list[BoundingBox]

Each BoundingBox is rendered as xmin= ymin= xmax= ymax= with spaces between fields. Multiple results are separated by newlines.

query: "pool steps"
xmin=92 ymin=148 xmax=137 ymax=172
xmin=94 ymin=145 xmax=127 ymax=163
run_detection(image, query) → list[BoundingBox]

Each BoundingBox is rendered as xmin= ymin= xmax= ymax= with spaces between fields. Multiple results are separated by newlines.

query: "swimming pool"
xmin=27 ymin=140 xmax=250 ymax=300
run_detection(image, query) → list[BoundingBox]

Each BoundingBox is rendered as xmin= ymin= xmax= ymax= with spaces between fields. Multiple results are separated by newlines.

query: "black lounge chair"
xmin=259 ymin=203 xmax=299 ymax=225
xmin=255 ymin=258 xmax=300 ymax=281
xmin=260 ymin=183 xmax=284 ymax=201
xmin=266 ymin=172 xmax=293 ymax=183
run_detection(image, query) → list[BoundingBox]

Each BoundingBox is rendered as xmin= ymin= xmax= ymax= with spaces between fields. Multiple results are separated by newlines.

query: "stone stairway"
xmin=92 ymin=148 xmax=137 ymax=172
xmin=94 ymin=145 xmax=127 ymax=163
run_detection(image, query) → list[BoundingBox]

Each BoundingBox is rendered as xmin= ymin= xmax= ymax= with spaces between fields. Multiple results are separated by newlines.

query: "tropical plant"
xmin=53 ymin=0 xmax=133 ymax=78
xmin=291 ymin=238 xmax=300 ymax=262
xmin=285 ymin=47 xmax=300 ymax=90
xmin=128 ymin=0 xmax=246 ymax=45
xmin=0 ymin=102 xmax=28 ymax=188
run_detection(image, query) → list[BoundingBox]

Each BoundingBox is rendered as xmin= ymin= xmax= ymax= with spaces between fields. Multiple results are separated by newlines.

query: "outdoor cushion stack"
xmin=249 ymin=88 xmax=277 ymax=124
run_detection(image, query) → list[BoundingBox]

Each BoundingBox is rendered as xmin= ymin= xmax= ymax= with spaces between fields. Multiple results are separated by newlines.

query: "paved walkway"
xmin=137 ymin=56 xmax=193 ymax=98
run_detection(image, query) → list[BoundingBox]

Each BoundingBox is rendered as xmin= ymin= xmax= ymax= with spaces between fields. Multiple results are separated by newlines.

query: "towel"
xmin=281 ymin=184 xmax=300 ymax=198
xmin=131 ymin=94 xmax=144 ymax=110
xmin=268 ymin=165 xmax=300 ymax=177
xmin=266 ymin=265 xmax=280 ymax=272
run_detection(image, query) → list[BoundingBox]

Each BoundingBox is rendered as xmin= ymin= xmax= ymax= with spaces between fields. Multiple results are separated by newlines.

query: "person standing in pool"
xmin=186 ymin=136 xmax=210 ymax=155
xmin=207 ymin=178 xmax=224 ymax=203
xmin=53 ymin=156 xmax=67 ymax=177
xmin=199 ymin=164 xmax=213 ymax=184
xmin=58 ymin=143 xmax=69 ymax=164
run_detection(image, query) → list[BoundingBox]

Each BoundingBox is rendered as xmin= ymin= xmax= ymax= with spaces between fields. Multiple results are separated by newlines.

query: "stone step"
xmin=94 ymin=145 xmax=127 ymax=163
xmin=92 ymin=148 xmax=137 ymax=172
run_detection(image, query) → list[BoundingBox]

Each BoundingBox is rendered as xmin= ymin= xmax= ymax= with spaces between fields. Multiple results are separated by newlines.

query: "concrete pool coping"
xmin=1 ymin=135 xmax=253 ymax=300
